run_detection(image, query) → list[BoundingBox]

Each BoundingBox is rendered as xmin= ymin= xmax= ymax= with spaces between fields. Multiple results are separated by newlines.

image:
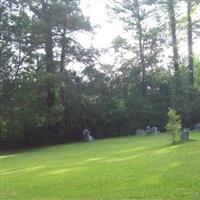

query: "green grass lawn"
xmin=1 ymin=133 xmax=200 ymax=200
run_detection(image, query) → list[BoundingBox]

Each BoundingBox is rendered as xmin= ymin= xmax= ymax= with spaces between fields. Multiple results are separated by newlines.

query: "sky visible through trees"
xmin=78 ymin=0 xmax=200 ymax=69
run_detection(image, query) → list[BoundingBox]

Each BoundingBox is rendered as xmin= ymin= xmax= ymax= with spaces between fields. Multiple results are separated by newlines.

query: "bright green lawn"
xmin=1 ymin=133 xmax=200 ymax=200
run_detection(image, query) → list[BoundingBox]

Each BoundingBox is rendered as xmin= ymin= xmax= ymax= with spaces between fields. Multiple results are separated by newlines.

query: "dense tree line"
xmin=1 ymin=0 xmax=200 ymax=148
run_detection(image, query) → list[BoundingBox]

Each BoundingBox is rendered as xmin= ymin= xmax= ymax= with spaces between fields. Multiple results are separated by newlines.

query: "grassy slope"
xmin=1 ymin=133 xmax=200 ymax=200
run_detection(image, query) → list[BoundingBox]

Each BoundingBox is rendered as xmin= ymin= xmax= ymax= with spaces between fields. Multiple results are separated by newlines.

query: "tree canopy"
xmin=1 ymin=0 xmax=200 ymax=148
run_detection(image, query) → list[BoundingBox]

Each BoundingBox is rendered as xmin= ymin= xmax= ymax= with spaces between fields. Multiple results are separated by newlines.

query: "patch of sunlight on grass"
xmin=169 ymin=162 xmax=180 ymax=168
xmin=161 ymin=161 xmax=181 ymax=172
xmin=83 ymin=157 xmax=104 ymax=162
xmin=118 ymin=147 xmax=146 ymax=154
xmin=154 ymin=145 xmax=179 ymax=154
xmin=47 ymin=167 xmax=86 ymax=176
xmin=2 ymin=166 xmax=44 ymax=175
xmin=0 ymin=154 xmax=20 ymax=159
xmin=48 ymin=168 xmax=72 ymax=175
xmin=103 ymin=155 xmax=141 ymax=163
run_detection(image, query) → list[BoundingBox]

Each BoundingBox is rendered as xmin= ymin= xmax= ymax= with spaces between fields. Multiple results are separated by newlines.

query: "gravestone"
xmin=136 ymin=129 xmax=145 ymax=135
xmin=145 ymin=126 xmax=151 ymax=135
xmin=180 ymin=128 xmax=190 ymax=142
xmin=82 ymin=129 xmax=94 ymax=141
xmin=151 ymin=127 xmax=159 ymax=134
xmin=195 ymin=123 xmax=200 ymax=132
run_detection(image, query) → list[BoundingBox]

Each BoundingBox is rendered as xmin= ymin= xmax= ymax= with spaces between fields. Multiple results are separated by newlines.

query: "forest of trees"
xmin=1 ymin=0 xmax=200 ymax=148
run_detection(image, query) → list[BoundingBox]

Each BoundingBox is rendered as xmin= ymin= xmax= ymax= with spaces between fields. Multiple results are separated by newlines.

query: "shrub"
xmin=166 ymin=108 xmax=182 ymax=144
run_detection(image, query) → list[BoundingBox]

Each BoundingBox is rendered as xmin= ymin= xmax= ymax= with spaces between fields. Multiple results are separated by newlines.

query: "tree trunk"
xmin=60 ymin=21 xmax=67 ymax=105
xmin=187 ymin=0 xmax=194 ymax=86
xmin=167 ymin=0 xmax=180 ymax=109
xmin=42 ymin=1 xmax=56 ymax=141
xmin=58 ymin=17 xmax=68 ymax=139
xmin=60 ymin=18 xmax=67 ymax=74
xmin=135 ymin=0 xmax=146 ymax=95
xmin=45 ymin=26 xmax=55 ymax=108
xmin=168 ymin=0 xmax=179 ymax=72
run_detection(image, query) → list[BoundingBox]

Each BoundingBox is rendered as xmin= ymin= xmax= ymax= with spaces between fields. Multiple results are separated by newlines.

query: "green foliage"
xmin=194 ymin=57 xmax=200 ymax=91
xmin=112 ymin=35 xmax=128 ymax=52
xmin=1 ymin=0 xmax=200 ymax=148
xmin=166 ymin=108 xmax=182 ymax=144
xmin=0 ymin=119 xmax=8 ymax=139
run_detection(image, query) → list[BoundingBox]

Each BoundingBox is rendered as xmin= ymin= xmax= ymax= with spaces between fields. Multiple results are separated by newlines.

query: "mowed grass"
xmin=1 ymin=133 xmax=200 ymax=200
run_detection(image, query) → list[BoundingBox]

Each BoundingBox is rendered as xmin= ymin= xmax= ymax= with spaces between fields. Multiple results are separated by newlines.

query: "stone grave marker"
xmin=82 ymin=129 xmax=94 ymax=141
xmin=195 ymin=123 xmax=200 ymax=132
xmin=136 ymin=129 xmax=145 ymax=135
xmin=151 ymin=127 xmax=159 ymax=134
xmin=180 ymin=128 xmax=190 ymax=142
